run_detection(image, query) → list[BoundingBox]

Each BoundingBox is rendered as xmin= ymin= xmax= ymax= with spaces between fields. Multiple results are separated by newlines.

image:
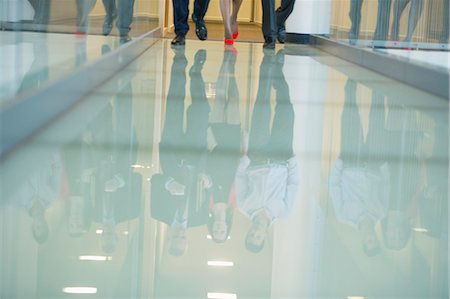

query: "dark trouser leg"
xmin=267 ymin=60 xmax=294 ymax=160
xmin=374 ymin=0 xmax=392 ymax=40
xmin=248 ymin=54 xmax=274 ymax=160
xmin=32 ymin=0 xmax=51 ymax=30
xmin=261 ymin=0 xmax=277 ymax=38
xmin=275 ymin=0 xmax=295 ymax=29
xmin=405 ymin=0 xmax=423 ymax=41
xmin=441 ymin=0 xmax=449 ymax=43
xmin=172 ymin=0 xmax=190 ymax=35
xmin=117 ymin=0 xmax=135 ymax=35
xmin=193 ymin=0 xmax=211 ymax=20
xmin=340 ymin=79 xmax=365 ymax=165
xmin=349 ymin=0 xmax=363 ymax=39
xmin=102 ymin=0 xmax=117 ymax=18
xmin=391 ymin=0 xmax=408 ymax=40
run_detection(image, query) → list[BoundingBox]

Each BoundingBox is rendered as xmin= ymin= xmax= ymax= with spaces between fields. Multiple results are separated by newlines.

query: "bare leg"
xmin=230 ymin=0 xmax=243 ymax=35
xmin=220 ymin=0 xmax=232 ymax=39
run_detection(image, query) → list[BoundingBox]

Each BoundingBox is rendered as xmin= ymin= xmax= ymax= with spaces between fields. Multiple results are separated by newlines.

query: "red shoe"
xmin=232 ymin=31 xmax=239 ymax=40
xmin=224 ymin=38 xmax=234 ymax=45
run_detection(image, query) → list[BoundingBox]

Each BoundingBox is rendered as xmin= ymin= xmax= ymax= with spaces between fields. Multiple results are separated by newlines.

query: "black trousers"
xmin=172 ymin=0 xmax=210 ymax=35
xmin=261 ymin=0 xmax=295 ymax=38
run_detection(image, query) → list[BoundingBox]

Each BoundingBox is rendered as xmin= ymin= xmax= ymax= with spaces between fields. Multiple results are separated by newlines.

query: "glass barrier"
xmin=0 ymin=0 xmax=160 ymax=38
xmin=329 ymin=0 xmax=449 ymax=50
xmin=0 ymin=0 xmax=160 ymax=103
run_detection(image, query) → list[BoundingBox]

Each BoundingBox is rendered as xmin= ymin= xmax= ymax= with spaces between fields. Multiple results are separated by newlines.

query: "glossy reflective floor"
xmin=1 ymin=39 xmax=448 ymax=299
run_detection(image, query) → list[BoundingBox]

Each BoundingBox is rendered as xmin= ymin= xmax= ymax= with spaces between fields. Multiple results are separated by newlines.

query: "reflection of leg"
xmin=162 ymin=53 xmax=187 ymax=145
xmin=117 ymin=0 xmax=135 ymax=35
xmin=349 ymin=0 xmax=363 ymax=39
xmin=261 ymin=0 xmax=277 ymax=39
xmin=340 ymin=80 xmax=364 ymax=164
xmin=365 ymin=91 xmax=387 ymax=162
xmin=269 ymin=60 xmax=294 ymax=160
xmin=34 ymin=0 xmax=51 ymax=28
xmin=405 ymin=0 xmax=423 ymax=41
xmin=390 ymin=0 xmax=407 ymax=41
xmin=440 ymin=0 xmax=449 ymax=43
xmin=248 ymin=54 xmax=274 ymax=159
xmin=76 ymin=0 xmax=96 ymax=32
xmin=374 ymin=0 xmax=392 ymax=41
xmin=102 ymin=0 xmax=117 ymax=35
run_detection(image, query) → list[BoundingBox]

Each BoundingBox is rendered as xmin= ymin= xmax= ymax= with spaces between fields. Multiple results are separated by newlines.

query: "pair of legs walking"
xmin=261 ymin=0 xmax=295 ymax=48
xmin=171 ymin=0 xmax=211 ymax=45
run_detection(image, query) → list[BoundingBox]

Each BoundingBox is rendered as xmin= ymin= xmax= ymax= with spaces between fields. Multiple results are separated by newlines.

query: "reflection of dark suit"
xmin=349 ymin=0 xmax=391 ymax=40
xmin=391 ymin=0 xmax=423 ymax=41
xmin=28 ymin=0 xmax=51 ymax=30
xmin=150 ymin=51 xmax=210 ymax=227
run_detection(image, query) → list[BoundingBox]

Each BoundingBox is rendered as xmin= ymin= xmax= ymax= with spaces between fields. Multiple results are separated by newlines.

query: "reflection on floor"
xmin=0 ymin=39 xmax=448 ymax=299
xmin=0 ymin=31 xmax=121 ymax=102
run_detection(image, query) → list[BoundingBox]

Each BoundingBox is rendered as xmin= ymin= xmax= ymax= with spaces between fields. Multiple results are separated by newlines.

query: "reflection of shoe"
xmin=277 ymin=27 xmax=286 ymax=43
xmin=171 ymin=34 xmax=186 ymax=46
xmin=192 ymin=14 xmax=208 ymax=40
xmin=102 ymin=14 xmax=116 ymax=36
xmin=189 ymin=49 xmax=206 ymax=74
xmin=275 ymin=49 xmax=285 ymax=64
xmin=224 ymin=45 xmax=238 ymax=56
xmin=120 ymin=34 xmax=131 ymax=44
xmin=263 ymin=36 xmax=275 ymax=49
xmin=101 ymin=44 xmax=112 ymax=55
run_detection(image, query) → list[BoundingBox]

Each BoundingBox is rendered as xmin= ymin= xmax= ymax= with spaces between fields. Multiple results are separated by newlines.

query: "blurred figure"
xmin=380 ymin=99 xmax=423 ymax=251
xmin=206 ymin=47 xmax=241 ymax=243
xmin=391 ymin=0 xmax=423 ymax=42
xmin=349 ymin=0 xmax=392 ymax=42
xmin=236 ymin=50 xmax=298 ymax=253
xmin=150 ymin=49 xmax=211 ymax=256
xmin=440 ymin=0 xmax=449 ymax=43
xmin=28 ymin=0 xmax=51 ymax=31
xmin=329 ymin=80 xmax=390 ymax=257
xmin=76 ymin=0 xmax=96 ymax=34
xmin=102 ymin=0 xmax=135 ymax=43
xmin=219 ymin=0 xmax=243 ymax=45
xmin=260 ymin=0 xmax=295 ymax=48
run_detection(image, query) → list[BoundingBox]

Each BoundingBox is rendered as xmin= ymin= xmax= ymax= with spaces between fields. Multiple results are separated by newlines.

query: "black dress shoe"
xmin=263 ymin=37 xmax=276 ymax=49
xmin=277 ymin=27 xmax=286 ymax=44
xmin=171 ymin=34 xmax=186 ymax=46
xmin=192 ymin=14 xmax=207 ymax=41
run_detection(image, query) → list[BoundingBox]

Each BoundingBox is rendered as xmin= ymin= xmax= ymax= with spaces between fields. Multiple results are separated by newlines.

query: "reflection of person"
xmin=391 ymin=0 xmax=423 ymax=42
xmin=329 ymin=80 xmax=389 ymax=257
xmin=101 ymin=0 xmax=135 ymax=42
xmin=440 ymin=0 xmax=449 ymax=43
xmin=28 ymin=0 xmax=51 ymax=31
xmin=236 ymin=50 xmax=298 ymax=253
xmin=171 ymin=0 xmax=211 ymax=45
xmin=76 ymin=0 xmax=96 ymax=34
xmin=12 ymin=153 xmax=63 ymax=244
xmin=206 ymin=48 xmax=241 ymax=243
xmin=261 ymin=0 xmax=295 ymax=48
xmin=381 ymin=100 xmax=423 ymax=251
xmin=150 ymin=49 xmax=210 ymax=256
xmin=349 ymin=0 xmax=391 ymax=42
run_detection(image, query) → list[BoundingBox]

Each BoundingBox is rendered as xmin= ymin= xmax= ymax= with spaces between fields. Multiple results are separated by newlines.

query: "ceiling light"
xmin=348 ymin=297 xmax=365 ymax=299
xmin=207 ymin=235 xmax=231 ymax=240
xmin=96 ymin=229 xmax=103 ymax=234
xmin=78 ymin=256 xmax=112 ymax=261
xmin=207 ymin=292 xmax=237 ymax=299
xmin=413 ymin=227 xmax=428 ymax=233
xmin=62 ymin=287 xmax=97 ymax=294
xmin=207 ymin=261 xmax=234 ymax=267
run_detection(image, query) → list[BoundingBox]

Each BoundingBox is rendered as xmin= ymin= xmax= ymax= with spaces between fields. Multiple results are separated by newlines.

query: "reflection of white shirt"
xmin=236 ymin=156 xmax=299 ymax=222
xmin=329 ymin=159 xmax=390 ymax=228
